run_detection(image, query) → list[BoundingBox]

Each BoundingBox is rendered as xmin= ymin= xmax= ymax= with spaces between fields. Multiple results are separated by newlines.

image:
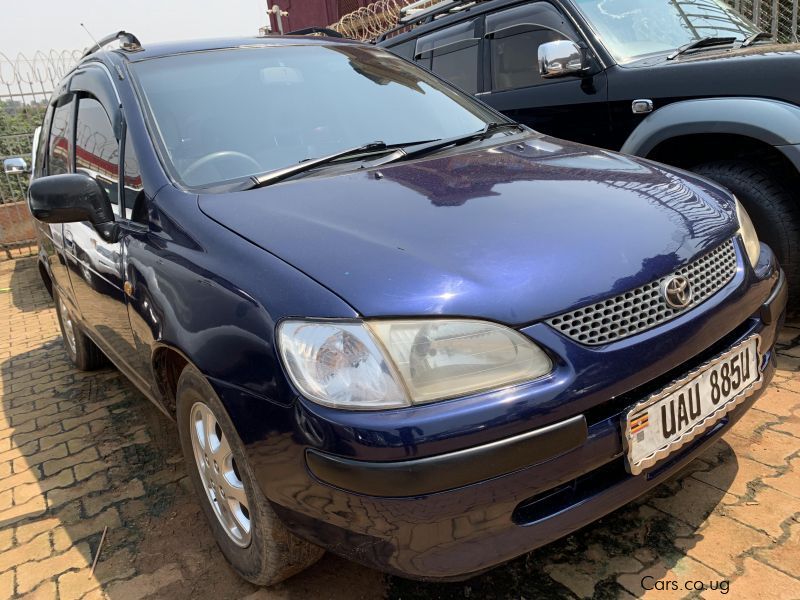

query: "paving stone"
xmin=103 ymin=563 xmax=183 ymax=600
xmin=674 ymin=514 xmax=770 ymax=576
xmin=724 ymin=486 xmax=800 ymax=539
xmin=648 ymin=477 xmax=735 ymax=528
xmin=57 ymin=548 xmax=136 ymax=600
xmin=692 ymin=454 xmax=779 ymax=498
xmin=753 ymin=521 xmax=800 ymax=579
xmin=618 ymin=555 xmax=726 ymax=599
xmin=732 ymin=558 xmax=800 ymax=599
xmin=0 ymin=531 xmax=51 ymax=574
xmin=15 ymin=543 xmax=91 ymax=594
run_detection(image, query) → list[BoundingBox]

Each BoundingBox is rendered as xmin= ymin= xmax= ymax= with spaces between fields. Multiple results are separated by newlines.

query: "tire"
xmin=53 ymin=288 xmax=106 ymax=371
xmin=176 ymin=365 xmax=323 ymax=586
xmin=693 ymin=160 xmax=800 ymax=303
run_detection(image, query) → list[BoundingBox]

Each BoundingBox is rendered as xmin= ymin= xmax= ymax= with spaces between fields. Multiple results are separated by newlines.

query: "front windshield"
xmin=131 ymin=44 xmax=497 ymax=187
xmin=573 ymin=0 xmax=759 ymax=63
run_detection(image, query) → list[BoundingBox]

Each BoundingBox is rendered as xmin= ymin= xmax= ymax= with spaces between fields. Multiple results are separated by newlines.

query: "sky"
xmin=1 ymin=0 xmax=268 ymax=59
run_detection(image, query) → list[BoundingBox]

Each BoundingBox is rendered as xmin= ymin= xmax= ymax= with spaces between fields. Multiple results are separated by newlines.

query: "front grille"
xmin=547 ymin=239 xmax=738 ymax=346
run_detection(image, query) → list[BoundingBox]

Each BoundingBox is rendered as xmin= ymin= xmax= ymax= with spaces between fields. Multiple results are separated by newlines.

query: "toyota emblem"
xmin=661 ymin=276 xmax=693 ymax=309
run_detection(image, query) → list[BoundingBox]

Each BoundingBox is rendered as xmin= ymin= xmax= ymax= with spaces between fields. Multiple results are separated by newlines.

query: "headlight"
xmin=278 ymin=319 xmax=552 ymax=410
xmin=735 ymin=198 xmax=760 ymax=268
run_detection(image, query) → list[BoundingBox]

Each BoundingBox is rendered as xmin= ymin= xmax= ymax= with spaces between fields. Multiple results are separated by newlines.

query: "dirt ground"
xmin=1 ymin=256 xmax=798 ymax=600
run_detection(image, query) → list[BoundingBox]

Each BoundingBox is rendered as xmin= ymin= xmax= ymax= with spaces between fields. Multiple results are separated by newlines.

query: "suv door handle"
xmin=63 ymin=228 xmax=74 ymax=246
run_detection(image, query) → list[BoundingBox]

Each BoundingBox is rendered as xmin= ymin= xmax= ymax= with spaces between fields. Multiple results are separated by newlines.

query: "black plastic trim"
xmin=306 ymin=414 xmax=588 ymax=497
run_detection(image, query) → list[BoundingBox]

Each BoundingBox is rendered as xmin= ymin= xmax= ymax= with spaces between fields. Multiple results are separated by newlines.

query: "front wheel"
xmin=176 ymin=365 xmax=323 ymax=586
xmin=693 ymin=160 xmax=800 ymax=303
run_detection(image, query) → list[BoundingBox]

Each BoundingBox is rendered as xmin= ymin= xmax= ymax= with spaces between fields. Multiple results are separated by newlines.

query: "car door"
xmin=478 ymin=1 xmax=611 ymax=147
xmin=61 ymin=67 xmax=151 ymax=391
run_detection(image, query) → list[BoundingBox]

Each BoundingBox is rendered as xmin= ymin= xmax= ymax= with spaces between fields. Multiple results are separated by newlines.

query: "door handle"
xmin=63 ymin=228 xmax=74 ymax=247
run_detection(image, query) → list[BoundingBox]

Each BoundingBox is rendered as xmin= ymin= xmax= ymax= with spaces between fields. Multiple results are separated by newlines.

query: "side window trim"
xmin=415 ymin=38 xmax=480 ymax=60
xmin=75 ymin=93 xmax=123 ymax=218
xmin=486 ymin=22 xmax=570 ymax=40
xmin=46 ymin=93 xmax=77 ymax=177
xmin=36 ymin=103 xmax=55 ymax=177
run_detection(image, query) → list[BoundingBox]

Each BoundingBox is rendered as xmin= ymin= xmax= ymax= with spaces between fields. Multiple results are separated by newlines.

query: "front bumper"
xmin=220 ymin=245 xmax=786 ymax=581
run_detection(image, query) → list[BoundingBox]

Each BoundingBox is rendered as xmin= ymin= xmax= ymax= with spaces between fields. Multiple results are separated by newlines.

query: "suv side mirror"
xmin=29 ymin=173 xmax=119 ymax=242
xmin=538 ymin=40 xmax=588 ymax=79
xmin=3 ymin=157 xmax=29 ymax=175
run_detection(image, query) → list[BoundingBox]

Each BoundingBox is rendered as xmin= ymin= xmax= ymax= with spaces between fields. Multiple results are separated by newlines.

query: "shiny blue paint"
xmin=33 ymin=38 xmax=787 ymax=581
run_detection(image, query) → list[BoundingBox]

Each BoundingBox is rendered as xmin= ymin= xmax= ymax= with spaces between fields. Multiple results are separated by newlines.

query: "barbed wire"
xmin=330 ymin=0 xmax=419 ymax=41
xmin=0 ymin=50 xmax=82 ymax=102
xmin=330 ymin=0 xmax=798 ymax=43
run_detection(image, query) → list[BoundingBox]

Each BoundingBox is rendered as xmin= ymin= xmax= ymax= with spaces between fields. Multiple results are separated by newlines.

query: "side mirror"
xmin=538 ymin=40 xmax=588 ymax=79
xmin=28 ymin=173 xmax=118 ymax=242
xmin=4 ymin=157 xmax=29 ymax=175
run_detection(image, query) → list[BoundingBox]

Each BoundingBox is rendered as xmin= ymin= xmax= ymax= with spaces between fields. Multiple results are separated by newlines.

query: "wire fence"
xmin=0 ymin=50 xmax=81 ymax=256
xmin=331 ymin=0 xmax=800 ymax=41
xmin=0 ymin=1 xmax=798 ymax=252
xmin=730 ymin=0 xmax=799 ymax=41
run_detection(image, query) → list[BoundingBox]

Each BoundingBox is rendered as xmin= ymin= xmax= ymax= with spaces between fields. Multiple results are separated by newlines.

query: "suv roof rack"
xmin=82 ymin=31 xmax=143 ymax=58
xmin=376 ymin=0 xmax=482 ymax=42
xmin=285 ymin=27 xmax=344 ymax=38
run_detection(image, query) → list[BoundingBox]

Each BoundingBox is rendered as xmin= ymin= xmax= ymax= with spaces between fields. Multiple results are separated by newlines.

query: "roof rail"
xmin=285 ymin=27 xmax=344 ymax=38
xmin=376 ymin=0 xmax=480 ymax=42
xmin=82 ymin=31 xmax=142 ymax=58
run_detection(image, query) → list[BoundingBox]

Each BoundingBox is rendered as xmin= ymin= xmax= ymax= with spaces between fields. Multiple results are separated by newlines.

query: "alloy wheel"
xmin=189 ymin=401 xmax=252 ymax=547
xmin=58 ymin=297 xmax=77 ymax=355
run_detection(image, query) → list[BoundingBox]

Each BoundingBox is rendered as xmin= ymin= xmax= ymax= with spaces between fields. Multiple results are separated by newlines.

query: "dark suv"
xmin=378 ymin=0 xmax=800 ymax=298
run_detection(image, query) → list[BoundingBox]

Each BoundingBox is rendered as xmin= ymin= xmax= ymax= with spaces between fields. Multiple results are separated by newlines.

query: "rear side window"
xmin=388 ymin=39 xmax=416 ymax=61
xmin=75 ymin=97 xmax=121 ymax=216
xmin=415 ymin=20 xmax=480 ymax=94
xmin=48 ymin=96 xmax=74 ymax=176
xmin=486 ymin=2 xmax=576 ymax=92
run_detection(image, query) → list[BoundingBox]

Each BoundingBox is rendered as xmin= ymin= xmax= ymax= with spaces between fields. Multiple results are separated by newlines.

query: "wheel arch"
xmin=620 ymin=97 xmax=800 ymax=172
xmin=151 ymin=343 xmax=191 ymax=418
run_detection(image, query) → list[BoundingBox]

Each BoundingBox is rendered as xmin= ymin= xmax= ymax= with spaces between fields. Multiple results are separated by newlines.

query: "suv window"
xmin=48 ymin=96 xmax=74 ymax=176
xmin=75 ymin=97 xmax=121 ymax=217
xmin=415 ymin=20 xmax=480 ymax=93
xmin=486 ymin=3 xmax=575 ymax=92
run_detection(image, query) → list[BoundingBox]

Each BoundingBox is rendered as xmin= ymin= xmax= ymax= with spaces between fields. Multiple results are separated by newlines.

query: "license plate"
xmin=624 ymin=335 xmax=762 ymax=475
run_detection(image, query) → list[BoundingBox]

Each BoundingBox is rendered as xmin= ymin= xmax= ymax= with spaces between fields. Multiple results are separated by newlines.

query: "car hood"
xmin=623 ymin=43 xmax=800 ymax=107
xmin=198 ymin=136 xmax=738 ymax=325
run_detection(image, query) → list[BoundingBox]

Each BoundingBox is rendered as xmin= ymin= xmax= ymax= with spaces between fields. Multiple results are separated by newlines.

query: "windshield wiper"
xmin=740 ymin=31 xmax=772 ymax=48
xmin=378 ymin=122 xmax=525 ymax=166
xmin=246 ymin=139 xmax=439 ymax=189
xmin=667 ymin=36 xmax=737 ymax=60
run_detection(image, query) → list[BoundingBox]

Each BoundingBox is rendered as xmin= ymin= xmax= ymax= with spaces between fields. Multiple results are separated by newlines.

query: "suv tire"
xmin=54 ymin=288 xmax=107 ymax=370
xmin=693 ymin=160 xmax=800 ymax=301
xmin=176 ymin=365 xmax=324 ymax=586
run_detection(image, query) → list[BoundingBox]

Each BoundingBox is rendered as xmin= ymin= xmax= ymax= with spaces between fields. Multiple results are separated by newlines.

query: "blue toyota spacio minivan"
xmin=11 ymin=31 xmax=787 ymax=584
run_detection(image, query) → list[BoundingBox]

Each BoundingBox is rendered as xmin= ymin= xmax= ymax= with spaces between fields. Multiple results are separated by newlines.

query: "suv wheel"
xmin=54 ymin=288 xmax=106 ymax=370
xmin=176 ymin=365 xmax=324 ymax=585
xmin=693 ymin=160 xmax=800 ymax=302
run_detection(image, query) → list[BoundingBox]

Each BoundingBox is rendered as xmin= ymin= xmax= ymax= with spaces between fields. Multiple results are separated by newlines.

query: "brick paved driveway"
xmin=0 ymin=255 xmax=798 ymax=600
